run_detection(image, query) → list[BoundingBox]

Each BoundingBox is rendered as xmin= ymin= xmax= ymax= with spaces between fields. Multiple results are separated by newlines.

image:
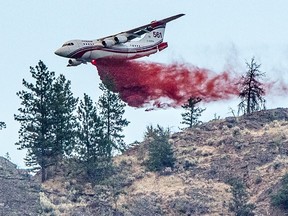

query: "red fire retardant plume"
xmin=93 ymin=59 xmax=239 ymax=109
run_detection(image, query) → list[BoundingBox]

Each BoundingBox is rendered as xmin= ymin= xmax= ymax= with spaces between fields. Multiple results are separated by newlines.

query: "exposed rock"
xmin=0 ymin=157 xmax=41 ymax=215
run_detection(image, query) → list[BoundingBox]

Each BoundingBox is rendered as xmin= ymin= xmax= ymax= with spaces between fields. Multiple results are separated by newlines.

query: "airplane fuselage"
xmin=56 ymin=39 xmax=166 ymax=59
xmin=55 ymin=37 xmax=168 ymax=66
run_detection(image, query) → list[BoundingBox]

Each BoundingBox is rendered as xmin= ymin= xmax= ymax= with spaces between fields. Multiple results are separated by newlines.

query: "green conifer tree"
xmin=15 ymin=61 xmax=55 ymax=182
xmin=146 ymin=125 xmax=175 ymax=172
xmin=98 ymin=83 xmax=129 ymax=155
xmin=15 ymin=61 xmax=77 ymax=182
xmin=0 ymin=122 xmax=6 ymax=130
xmin=181 ymin=97 xmax=206 ymax=128
xmin=51 ymin=74 xmax=78 ymax=161
xmin=76 ymin=94 xmax=111 ymax=181
xmin=228 ymin=178 xmax=255 ymax=216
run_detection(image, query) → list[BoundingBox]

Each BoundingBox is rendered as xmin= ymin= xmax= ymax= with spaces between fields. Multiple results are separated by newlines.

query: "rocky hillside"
xmin=2 ymin=108 xmax=288 ymax=215
xmin=0 ymin=157 xmax=41 ymax=215
xmin=38 ymin=108 xmax=288 ymax=215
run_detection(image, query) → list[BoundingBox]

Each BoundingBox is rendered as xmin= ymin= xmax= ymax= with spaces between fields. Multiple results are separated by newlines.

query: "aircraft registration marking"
xmin=153 ymin=32 xmax=163 ymax=38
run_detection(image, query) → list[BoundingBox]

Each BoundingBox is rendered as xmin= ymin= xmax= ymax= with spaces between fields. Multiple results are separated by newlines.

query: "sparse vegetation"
xmin=170 ymin=197 xmax=209 ymax=215
xmin=3 ymin=108 xmax=288 ymax=215
xmin=229 ymin=107 xmax=238 ymax=118
xmin=232 ymin=126 xmax=241 ymax=137
xmin=4 ymin=152 xmax=11 ymax=161
xmin=126 ymin=194 xmax=163 ymax=216
xmin=213 ymin=113 xmax=220 ymax=121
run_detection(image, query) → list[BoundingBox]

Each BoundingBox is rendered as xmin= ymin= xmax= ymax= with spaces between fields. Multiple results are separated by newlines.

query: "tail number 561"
xmin=153 ymin=32 xmax=163 ymax=38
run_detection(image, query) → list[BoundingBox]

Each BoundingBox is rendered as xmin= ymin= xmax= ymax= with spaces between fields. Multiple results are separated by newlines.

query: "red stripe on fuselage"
xmin=69 ymin=42 xmax=162 ymax=59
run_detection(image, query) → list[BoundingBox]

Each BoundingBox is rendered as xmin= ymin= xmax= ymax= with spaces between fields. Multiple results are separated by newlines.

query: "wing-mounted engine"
xmin=114 ymin=34 xmax=128 ymax=43
xmin=102 ymin=34 xmax=129 ymax=47
xmin=102 ymin=39 xmax=116 ymax=47
xmin=67 ymin=59 xmax=83 ymax=67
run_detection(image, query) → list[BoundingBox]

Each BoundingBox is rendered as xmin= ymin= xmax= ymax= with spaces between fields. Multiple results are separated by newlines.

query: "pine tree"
xmin=76 ymin=94 xmax=111 ymax=181
xmin=51 ymin=74 xmax=78 ymax=161
xmin=181 ymin=97 xmax=206 ymax=128
xmin=0 ymin=122 xmax=6 ymax=130
xmin=145 ymin=125 xmax=175 ymax=172
xmin=15 ymin=61 xmax=77 ymax=182
xmin=15 ymin=60 xmax=55 ymax=182
xmin=98 ymin=83 xmax=129 ymax=155
xmin=228 ymin=178 xmax=255 ymax=215
xmin=238 ymin=57 xmax=266 ymax=115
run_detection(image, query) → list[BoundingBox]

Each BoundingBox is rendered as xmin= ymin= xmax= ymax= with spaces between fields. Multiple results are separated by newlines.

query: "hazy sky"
xmin=1 ymin=1 xmax=288 ymax=167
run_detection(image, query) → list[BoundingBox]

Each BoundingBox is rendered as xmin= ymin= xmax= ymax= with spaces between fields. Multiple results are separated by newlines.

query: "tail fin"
xmin=140 ymin=24 xmax=166 ymax=44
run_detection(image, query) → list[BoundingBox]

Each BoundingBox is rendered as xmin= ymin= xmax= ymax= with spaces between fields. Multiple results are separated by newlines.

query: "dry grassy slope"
xmin=172 ymin=111 xmax=288 ymax=215
xmin=41 ymin=108 xmax=288 ymax=215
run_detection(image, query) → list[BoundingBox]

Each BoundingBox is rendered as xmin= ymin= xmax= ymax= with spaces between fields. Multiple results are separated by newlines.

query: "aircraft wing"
xmin=98 ymin=13 xmax=185 ymax=42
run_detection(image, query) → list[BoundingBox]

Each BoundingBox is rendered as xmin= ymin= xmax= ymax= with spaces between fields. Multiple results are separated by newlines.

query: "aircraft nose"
xmin=54 ymin=48 xmax=62 ymax=56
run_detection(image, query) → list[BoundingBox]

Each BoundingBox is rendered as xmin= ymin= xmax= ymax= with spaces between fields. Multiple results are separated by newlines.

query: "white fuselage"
xmin=55 ymin=25 xmax=168 ymax=66
xmin=55 ymin=39 xmax=167 ymax=66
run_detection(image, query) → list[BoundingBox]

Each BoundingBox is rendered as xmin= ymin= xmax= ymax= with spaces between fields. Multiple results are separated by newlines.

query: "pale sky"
xmin=1 ymin=1 xmax=288 ymax=167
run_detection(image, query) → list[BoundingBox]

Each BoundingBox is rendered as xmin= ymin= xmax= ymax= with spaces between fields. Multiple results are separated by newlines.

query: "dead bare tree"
xmin=238 ymin=57 xmax=266 ymax=115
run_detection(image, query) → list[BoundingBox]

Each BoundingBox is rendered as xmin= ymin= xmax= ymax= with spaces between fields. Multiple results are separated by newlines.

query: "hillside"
xmin=2 ymin=108 xmax=288 ymax=215
xmin=0 ymin=157 xmax=41 ymax=215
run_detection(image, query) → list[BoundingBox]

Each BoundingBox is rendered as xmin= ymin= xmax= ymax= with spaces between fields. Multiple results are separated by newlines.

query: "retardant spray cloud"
xmin=93 ymin=59 xmax=240 ymax=109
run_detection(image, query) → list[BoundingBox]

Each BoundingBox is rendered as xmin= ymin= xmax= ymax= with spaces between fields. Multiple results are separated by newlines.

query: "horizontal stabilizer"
xmin=153 ymin=14 xmax=185 ymax=27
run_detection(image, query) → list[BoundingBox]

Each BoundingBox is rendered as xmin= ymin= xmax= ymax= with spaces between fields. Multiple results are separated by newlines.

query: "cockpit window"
xmin=62 ymin=43 xmax=74 ymax=47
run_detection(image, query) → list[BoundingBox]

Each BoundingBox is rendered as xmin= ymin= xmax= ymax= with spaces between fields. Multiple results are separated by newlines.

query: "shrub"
xmin=255 ymin=176 xmax=262 ymax=184
xmin=145 ymin=125 xmax=176 ymax=172
xmin=227 ymin=178 xmax=255 ymax=216
xmin=127 ymin=195 xmax=163 ymax=216
xmin=271 ymin=173 xmax=288 ymax=210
